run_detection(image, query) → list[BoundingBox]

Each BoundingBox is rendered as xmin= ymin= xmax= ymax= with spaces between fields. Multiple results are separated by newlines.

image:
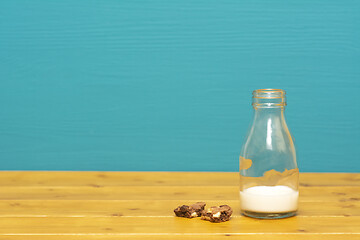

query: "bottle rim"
xmin=253 ymin=89 xmax=286 ymax=99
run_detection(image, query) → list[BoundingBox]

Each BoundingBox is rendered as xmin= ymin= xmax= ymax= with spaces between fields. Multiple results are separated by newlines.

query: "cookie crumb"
xmin=174 ymin=202 xmax=206 ymax=218
xmin=201 ymin=205 xmax=232 ymax=223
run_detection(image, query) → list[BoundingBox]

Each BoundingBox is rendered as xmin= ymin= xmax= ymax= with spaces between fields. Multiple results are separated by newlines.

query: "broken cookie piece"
xmin=174 ymin=202 xmax=206 ymax=218
xmin=191 ymin=202 xmax=206 ymax=216
xmin=201 ymin=205 xmax=232 ymax=223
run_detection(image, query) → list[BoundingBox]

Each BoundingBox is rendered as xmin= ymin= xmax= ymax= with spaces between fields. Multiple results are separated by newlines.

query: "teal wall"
xmin=0 ymin=0 xmax=359 ymax=172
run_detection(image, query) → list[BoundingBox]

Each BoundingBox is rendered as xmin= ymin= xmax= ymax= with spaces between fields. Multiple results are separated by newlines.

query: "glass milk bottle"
xmin=239 ymin=89 xmax=299 ymax=219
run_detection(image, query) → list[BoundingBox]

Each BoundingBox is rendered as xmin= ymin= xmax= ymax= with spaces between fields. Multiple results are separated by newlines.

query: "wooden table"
xmin=0 ymin=172 xmax=359 ymax=239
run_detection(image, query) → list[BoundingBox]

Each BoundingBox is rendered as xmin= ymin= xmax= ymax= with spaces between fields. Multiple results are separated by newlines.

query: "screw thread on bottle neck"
xmin=252 ymin=89 xmax=286 ymax=109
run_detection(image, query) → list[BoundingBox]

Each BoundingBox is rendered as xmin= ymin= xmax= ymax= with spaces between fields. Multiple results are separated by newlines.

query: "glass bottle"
xmin=239 ymin=89 xmax=299 ymax=219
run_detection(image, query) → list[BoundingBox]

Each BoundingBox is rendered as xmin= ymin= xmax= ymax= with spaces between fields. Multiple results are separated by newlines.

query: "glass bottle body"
xmin=239 ymin=89 xmax=298 ymax=219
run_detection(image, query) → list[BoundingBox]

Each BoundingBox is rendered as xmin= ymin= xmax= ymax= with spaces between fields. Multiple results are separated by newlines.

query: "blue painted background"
xmin=0 ymin=0 xmax=359 ymax=172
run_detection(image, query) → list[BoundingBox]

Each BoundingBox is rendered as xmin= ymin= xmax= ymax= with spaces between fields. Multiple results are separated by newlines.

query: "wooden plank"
xmin=0 ymin=200 xmax=359 ymax=217
xmin=0 ymin=217 xmax=358 ymax=234
xmin=0 ymin=186 xmax=359 ymax=201
xmin=300 ymin=173 xmax=360 ymax=187
xmin=0 ymin=172 xmax=359 ymax=239
xmin=0 ymin=172 xmax=359 ymax=187
xmin=0 ymin=172 xmax=236 ymax=187
xmin=1 ymin=235 xmax=359 ymax=240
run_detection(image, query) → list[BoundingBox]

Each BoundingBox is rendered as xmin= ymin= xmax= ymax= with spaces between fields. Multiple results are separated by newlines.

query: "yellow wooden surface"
xmin=0 ymin=172 xmax=359 ymax=239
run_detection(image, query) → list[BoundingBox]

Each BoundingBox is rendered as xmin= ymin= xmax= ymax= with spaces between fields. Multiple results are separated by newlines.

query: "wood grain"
xmin=0 ymin=200 xmax=359 ymax=217
xmin=0 ymin=186 xmax=359 ymax=201
xmin=0 ymin=172 xmax=359 ymax=186
xmin=1 ymin=236 xmax=359 ymax=240
xmin=0 ymin=172 xmax=359 ymax=239
xmin=0 ymin=217 xmax=359 ymax=234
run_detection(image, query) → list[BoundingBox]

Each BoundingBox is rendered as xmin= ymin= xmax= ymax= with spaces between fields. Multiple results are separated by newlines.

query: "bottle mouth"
xmin=252 ymin=89 xmax=286 ymax=108
xmin=253 ymin=89 xmax=286 ymax=99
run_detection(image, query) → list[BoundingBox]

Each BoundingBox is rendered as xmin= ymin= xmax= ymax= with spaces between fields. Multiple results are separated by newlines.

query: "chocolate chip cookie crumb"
xmin=201 ymin=205 xmax=232 ymax=223
xmin=191 ymin=202 xmax=206 ymax=216
xmin=174 ymin=202 xmax=206 ymax=218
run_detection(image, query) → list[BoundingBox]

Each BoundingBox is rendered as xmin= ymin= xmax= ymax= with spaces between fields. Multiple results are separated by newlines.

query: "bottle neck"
xmin=251 ymin=89 xmax=287 ymax=124
xmin=253 ymin=107 xmax=285 ymax=121
xmin=251 ymin=107 xmax=289 ymax=151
